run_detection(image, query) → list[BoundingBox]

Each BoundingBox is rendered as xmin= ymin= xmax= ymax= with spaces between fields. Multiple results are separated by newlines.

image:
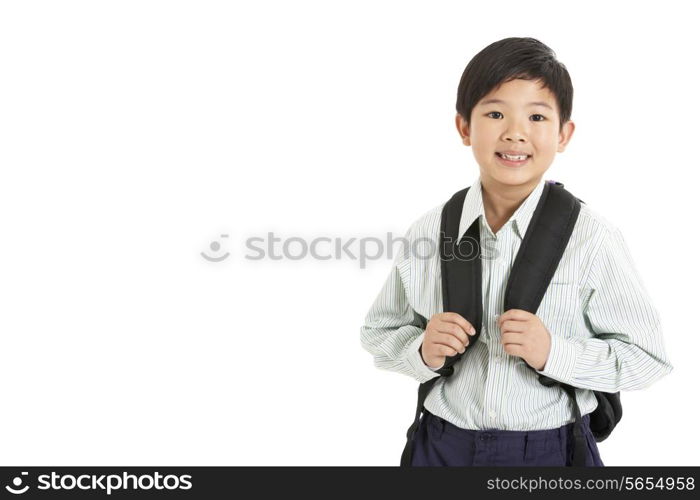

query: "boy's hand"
xmin=498 ymin=309 xmax=552 ymax=371
xmin=420 ymin=312 xmax=476 ymax=369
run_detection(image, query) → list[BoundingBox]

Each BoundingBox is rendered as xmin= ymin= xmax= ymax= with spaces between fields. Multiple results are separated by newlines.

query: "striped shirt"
xmin=360 ymin=175 xmax=673 ymax=431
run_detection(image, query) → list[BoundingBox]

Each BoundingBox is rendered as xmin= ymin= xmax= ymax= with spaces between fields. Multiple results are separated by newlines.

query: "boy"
xmin=359 ymin=37 xmax=673 ymax=466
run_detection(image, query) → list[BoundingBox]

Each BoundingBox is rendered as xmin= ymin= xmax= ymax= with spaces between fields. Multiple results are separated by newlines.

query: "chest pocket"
xmin=536 ymin=281 xmax=583 ymax=339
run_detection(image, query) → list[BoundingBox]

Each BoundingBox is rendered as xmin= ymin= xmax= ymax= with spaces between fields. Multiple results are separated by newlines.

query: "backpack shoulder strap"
xmin=503 ymin=181 xmax=581 ymax=313
xmin=438 ymin=186 xmax=482 ymax=376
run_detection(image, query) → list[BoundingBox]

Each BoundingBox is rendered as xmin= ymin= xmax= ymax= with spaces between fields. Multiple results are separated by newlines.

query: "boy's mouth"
xmin=495 ymin=151 xmax=531 ymax=166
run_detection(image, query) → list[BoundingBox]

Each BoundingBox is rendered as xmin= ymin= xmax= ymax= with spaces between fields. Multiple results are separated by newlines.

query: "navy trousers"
xmin=410 ymin=409 xmax=604 ymax=466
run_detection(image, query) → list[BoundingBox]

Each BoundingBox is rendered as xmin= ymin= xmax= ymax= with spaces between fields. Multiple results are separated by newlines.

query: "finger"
xmin=428 ymin=332 xmax=466 ymax=354
xmin=438 ymin=344 xmax=460 ymax=358
xmin=442 ymin=312 xmax=477 ymax=336
xmin=436 ymin=321 xmax=469 ymax=346
xmin=498 ymin=309 xmax=530 ymax=328
xmin=503 ymin=343 xmax=525 ymax=358
xmin=500 ymin=332 xmax=525 ymax=346
xmin=499 ymin=320 xmax=526 ymax=333
xmin=434 ymin=332 xmax=468 ymax=353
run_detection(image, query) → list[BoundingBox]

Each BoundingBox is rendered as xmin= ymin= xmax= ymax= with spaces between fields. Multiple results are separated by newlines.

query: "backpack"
xmin=400 ymin=180 xmax=622 ymax=467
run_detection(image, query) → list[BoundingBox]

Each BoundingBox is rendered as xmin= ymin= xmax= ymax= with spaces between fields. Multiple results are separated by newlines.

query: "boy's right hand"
xmin=420 ymin=312 xmax=476 ymax=370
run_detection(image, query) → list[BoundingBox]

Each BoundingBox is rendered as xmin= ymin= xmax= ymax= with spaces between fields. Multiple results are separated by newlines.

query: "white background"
xmin=0 ymin=0 xmax=697 ymax=466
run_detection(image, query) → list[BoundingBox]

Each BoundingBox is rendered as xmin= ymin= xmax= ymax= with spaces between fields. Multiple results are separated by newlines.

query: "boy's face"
xmin=456 ymin=78 xmax=575 ymax=192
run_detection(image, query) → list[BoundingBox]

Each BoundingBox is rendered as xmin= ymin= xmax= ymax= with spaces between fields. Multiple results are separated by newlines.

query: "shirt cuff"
xmin=535 ymin=334 xmax=583 ymax=384
xmin=405 ymin=331 xmax=442 ymax=383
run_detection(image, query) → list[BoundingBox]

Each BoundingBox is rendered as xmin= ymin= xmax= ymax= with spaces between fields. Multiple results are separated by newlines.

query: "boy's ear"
xmin=456 ymin=113 xmax=471 ymax=146
xmin=557 ymin=120 xmax=575 ymax=152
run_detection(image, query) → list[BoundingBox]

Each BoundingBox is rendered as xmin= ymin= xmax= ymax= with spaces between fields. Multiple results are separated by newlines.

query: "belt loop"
xmin=437 ymin=416 xmax=445 ymax=439
xmin=523 ymin=433 xmax=529 ymax=460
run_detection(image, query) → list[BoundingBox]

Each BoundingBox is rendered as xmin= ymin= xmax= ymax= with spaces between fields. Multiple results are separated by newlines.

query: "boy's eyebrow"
xmin=479 ymin=98 xmax=554 ymax=110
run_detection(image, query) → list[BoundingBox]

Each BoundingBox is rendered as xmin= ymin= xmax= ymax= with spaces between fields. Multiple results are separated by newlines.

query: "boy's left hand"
xmin=497 ymin=309 xmax=551 ymax=371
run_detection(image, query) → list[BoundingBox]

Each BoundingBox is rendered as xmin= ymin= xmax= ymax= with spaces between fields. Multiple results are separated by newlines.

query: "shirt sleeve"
xmin=360 ymin=224 xmax=442 ymax=384
xmin=535 ymin=224 xmax=674 ymax=392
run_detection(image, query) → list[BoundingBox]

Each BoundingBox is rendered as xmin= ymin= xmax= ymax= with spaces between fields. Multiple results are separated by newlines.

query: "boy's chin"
xmin=480 ymin=167 xmax=548 ymax=187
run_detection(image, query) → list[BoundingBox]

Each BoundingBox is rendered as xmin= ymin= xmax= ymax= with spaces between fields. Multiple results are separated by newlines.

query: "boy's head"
xmin=455 ymin=37 xmax=575 ymax=190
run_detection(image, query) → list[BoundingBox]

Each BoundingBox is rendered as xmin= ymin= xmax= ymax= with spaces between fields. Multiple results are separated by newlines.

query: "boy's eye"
xmin=486 ymin=111 xmax=547 ymax=121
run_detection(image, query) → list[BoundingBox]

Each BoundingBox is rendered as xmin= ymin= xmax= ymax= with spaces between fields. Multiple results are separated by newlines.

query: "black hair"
xmin=456 ymin=37 xmax=573 ymax=132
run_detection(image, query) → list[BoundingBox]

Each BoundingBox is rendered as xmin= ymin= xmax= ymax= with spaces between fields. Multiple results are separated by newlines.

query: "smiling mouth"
xmin=494 ymin=152 xmax=531 ymax=167
xmin=495 ymin=152 xmax=531 ymax=160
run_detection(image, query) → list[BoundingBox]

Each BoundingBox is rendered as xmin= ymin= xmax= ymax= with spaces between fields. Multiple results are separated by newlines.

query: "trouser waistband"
xmin=423 ymin=408 xmax=591 ymax=442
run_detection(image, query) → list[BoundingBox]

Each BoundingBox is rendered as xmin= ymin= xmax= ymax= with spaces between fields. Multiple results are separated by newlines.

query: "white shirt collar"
xmin=457 ymin=175 xmax=547 ymax=241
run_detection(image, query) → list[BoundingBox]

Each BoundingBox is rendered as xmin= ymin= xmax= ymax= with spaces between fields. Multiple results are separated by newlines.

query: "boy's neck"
xmin=480 ymin=177 xmax=542 ymax=231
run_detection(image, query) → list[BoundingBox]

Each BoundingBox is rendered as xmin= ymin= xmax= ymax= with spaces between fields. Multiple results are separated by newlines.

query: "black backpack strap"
xmin=440 ymin=186 xmax=484 ymax=372
xmin=400 ymin=186 xmax=483 ymax=467
xmin=501 ymin=181 xmax=589 ymax=466
xmin=503 ymin=181 xmax=580 ymax=313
